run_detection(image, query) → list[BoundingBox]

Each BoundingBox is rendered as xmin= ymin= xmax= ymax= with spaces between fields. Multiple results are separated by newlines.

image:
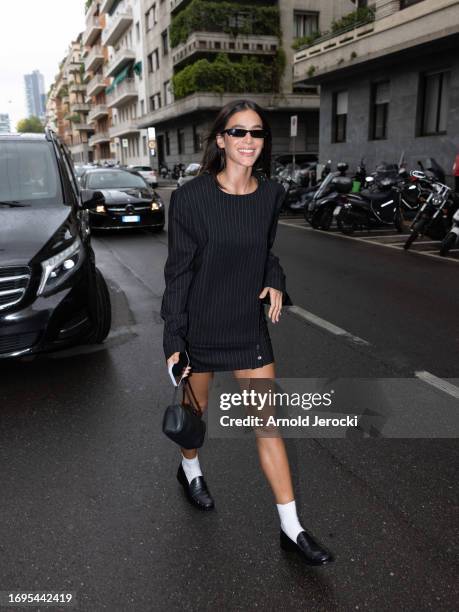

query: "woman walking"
xmin=161 ymin=99 xmax=334 ymax=566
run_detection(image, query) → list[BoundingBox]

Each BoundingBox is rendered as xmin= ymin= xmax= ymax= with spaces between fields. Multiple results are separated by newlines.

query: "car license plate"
xmin=122 ymin=215 xmax=140 ymax=223
xmin=333 ymin=205 xmax=341 ymax=216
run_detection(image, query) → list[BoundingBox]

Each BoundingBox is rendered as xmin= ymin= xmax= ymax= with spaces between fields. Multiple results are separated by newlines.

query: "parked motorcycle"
xmin=335 ymin=173 xmax=405 ymax=235
xmin=304 ymin=162 xmax=352 ymax=229
xmin=403 ymin=171 xmax=455 ymax=250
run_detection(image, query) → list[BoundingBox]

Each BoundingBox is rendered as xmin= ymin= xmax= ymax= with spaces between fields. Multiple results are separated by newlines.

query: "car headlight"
xmin=37 ymin=237 xmax=83 ymax=296
xmin=151 ymin=200 xmax=163 ymax=210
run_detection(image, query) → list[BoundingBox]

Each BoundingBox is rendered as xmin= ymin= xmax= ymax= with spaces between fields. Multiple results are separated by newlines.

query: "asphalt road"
xmin=0 ymin=187 xmax=458 ymax=611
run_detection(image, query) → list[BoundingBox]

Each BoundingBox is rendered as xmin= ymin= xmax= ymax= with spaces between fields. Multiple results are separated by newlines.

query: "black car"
xmin=79 ymin=167 xmax=165 ymax=232
xmin=0 ymin=130 xmax=111 ymax=359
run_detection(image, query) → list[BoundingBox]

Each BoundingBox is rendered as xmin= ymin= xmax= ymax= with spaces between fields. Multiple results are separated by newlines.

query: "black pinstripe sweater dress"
xmin=160 ymin=170 xmax=293 ymax=373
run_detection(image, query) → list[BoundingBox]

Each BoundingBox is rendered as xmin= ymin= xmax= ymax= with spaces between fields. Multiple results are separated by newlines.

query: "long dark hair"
xmin=199 ymin=99 xmax=272 ymax=183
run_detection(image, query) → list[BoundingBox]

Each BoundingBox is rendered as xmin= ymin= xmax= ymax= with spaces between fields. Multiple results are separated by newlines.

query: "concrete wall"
xmin=318 ymin=50 xmax=459 ymax=182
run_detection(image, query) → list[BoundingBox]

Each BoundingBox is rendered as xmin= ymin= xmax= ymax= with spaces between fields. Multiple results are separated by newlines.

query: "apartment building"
xmin=293 ymin=0 xmax=459 ymax=181
xmin=84 ymin=0 xmax=112 ymax=163
xmin=136 ymin=0 xmax=355 ymax=169
xmin=0 ymin=114 xmax=11 ymax=133
xmin=99 ymin=0 xmax=150 ymax=166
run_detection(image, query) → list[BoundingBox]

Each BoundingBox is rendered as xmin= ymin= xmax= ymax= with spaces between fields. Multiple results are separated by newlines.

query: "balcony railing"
xmin=82 ymin=16 xmax=102 ymax=46
xmin=172 ymin=31 xmax=278 ymax=67
xmin=103 ymin=8 xmax=133 ymax=47
xmin=109 ymin=120 xmax=139 ymax=138
xmin=106 ymin=79 xmax=137 ymax=108
xmin=73 ymin=123 xmax=95 ymax=132
xmin=100 ymin=0 xmax=117 ymax=14
xmin=105 ymin=48 xmax=136 ymax=77
xmin=70 ymin=102 xmax=91 ymax=113
xmin=88 ymin=105 xmax=109 ymax=122
xmin=84 ymin=46 xmax=105 ymax=73
xmin=89 ymin=132 xmax=111 ymax=146
xmin=170 ymin=0 xmax=192 ymax=14
xmin=69 ymin=82 xmax=87 ymax=93
xmin=85 ymin=74 xmax=107 ymax=98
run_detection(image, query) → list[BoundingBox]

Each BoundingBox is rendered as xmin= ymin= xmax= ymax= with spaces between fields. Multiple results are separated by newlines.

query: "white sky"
xmin=0 ymin=0 xmax=86 ymax=130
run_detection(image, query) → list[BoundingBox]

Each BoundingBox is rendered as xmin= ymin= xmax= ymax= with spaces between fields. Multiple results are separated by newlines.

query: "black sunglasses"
xmin=220 ymin=128 xmax=268 ymax=139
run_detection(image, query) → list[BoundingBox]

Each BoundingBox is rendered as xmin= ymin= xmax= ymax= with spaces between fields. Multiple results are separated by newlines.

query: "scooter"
xmin=335 ymin=174 xmax=405 ymax=235
xmin=305 ymin=162 xmax=351 ymax=229
xmin=440 ymin=205 xmax=459 ymax=256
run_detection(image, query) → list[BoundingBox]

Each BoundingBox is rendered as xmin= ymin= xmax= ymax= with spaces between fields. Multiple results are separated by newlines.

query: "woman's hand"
xmin=167 ymin=352 xmax=191 ymax=379
xmin=259 ymin=286 xmax=283 ymax=323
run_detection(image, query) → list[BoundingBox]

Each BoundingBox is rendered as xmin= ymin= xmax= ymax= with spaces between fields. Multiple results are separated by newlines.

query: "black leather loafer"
xmin=177 ymin=464 xmax=215 ymax=510
xmin=280 ymin=528 xmax=335 ymax=565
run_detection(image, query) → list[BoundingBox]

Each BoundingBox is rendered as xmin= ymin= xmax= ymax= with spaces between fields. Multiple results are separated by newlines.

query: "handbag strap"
xmin=171 ymin=378 xmax=202 ymax=415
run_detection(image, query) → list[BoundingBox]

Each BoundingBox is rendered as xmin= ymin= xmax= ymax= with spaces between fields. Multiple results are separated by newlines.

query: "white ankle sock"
xmin=276 ymin=500 xmax=304 ymax=542
xmin=181 ymin=453 xmax=203 ymax=484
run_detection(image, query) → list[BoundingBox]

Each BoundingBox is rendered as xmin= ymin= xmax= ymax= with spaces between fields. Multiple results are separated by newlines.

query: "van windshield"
xmin=0 ymin=140 xmax=63 ymax=207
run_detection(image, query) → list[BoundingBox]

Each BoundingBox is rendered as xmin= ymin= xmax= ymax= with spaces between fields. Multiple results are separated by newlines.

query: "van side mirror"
xmin=80 ymin=189 xmax=105 ymax=210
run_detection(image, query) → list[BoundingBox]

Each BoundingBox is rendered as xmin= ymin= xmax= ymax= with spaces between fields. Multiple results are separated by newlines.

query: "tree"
xmin=16 ymin=116 xmax=44 ymax=133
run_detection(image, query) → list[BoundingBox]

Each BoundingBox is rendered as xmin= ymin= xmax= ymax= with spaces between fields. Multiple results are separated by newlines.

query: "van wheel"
xmin=87 ymin=267 xmax=111 ymax=344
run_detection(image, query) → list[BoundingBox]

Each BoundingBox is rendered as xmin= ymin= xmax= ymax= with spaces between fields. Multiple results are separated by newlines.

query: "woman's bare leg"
xmin=233 ymin=362 xmax=295 ymax=504
xmin=181 ymin=371 xmax=213 ymax=459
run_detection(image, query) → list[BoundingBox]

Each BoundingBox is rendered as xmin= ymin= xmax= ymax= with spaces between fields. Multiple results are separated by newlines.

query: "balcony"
xmin=70 ymin=102 xmax=91 ymax=113
xmin=106 ymin=79 xmax=137 ymax=108
xmin=73 ymin=123 xmax=95 ymax=132
xmin=137 ymin=92 xmax=318 ymax=128
xmin=100 ymin=0 xmax=117 ymax=14
xmin=109 ymin=120 xmax=140 ymax=138
xmin=170 ymin=0 xmax=192 ymax=14
xmin=88 ymin=105 xmax=109 ymax=122
xmin=172 ymin=31 xmax=278 ymax=67
xmin=293 ymin=0 xmax=459 ymax=84
xmin=82 ymin=16 xmax=102 ymax=46
xmin=89 ymin=132 xmax=111 ymax=146
xmin=105 ymin=48 xmax=135 ymax=77
xmin=69 ymin=82 xmax=87 ymax=93
xmin=68 ymin=61 xmax=83 ymax=73
xmin=85 ymin=74 xmax=107 ymax=98
xmin=103 ymin=8 xmax=133 ymax=47
xmin=84 ymin=46 xmax=105 ymax=73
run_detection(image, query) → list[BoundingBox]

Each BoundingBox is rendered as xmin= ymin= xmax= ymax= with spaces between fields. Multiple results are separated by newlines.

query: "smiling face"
xmin=215 ymin=109 xmax=265 ymax=169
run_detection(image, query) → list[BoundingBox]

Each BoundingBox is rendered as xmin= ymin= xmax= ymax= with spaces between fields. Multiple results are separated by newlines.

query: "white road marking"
xmin=279 ymin=221 xmax=459 ymax=264
xmin=415 ymin=371 xmax=459 ymax=400
xmin=287 ymin=305 xmax=371 ymax=346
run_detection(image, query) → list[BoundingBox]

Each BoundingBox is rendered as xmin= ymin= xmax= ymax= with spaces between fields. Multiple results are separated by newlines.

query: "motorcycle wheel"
xmin=403 ymin=218 xmax=425 ymax=250
xmin=439 ymin=232 xmax=457 ymax=256
xmin=310 ymin=210 xmax=323 ymax=229
xmin=319 ymin=208 xmax=333 ymax=231
xmin=394 ymin=209 xmax=404 ymax=233
xmin=337 ymin=213 xmax=356 ymax=235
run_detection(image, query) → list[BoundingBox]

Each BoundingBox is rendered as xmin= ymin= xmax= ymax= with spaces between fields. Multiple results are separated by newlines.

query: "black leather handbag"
xmin=162 ymin=379 xmax=206 ymax=449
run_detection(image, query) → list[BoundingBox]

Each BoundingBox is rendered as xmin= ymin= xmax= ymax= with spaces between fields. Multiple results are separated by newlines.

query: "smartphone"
xmin=168 ymin=350 xmax=190 ymax=386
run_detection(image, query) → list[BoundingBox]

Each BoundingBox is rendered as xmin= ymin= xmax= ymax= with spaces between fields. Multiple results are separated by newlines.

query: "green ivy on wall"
xmin=171 ymin=50 xmax=285 ymax=99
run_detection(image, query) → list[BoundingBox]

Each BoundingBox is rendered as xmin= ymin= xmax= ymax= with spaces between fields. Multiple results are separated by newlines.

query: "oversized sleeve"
xmin=262 ymin=184 xmax=293 ymax=306
xmin=160 ymin=189 xmax=198 ymax=359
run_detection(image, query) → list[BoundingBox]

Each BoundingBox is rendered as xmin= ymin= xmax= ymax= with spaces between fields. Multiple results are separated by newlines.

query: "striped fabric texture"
xmin=160 ymin=171 xmax=293 ymax=362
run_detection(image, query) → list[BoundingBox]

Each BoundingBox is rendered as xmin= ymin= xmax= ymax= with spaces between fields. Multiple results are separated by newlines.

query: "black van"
xmin=0 ymin=130 xmax=111 ymax=358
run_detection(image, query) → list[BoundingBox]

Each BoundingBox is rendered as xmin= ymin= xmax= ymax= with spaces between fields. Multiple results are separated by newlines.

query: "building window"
xmin=147 ymin=53 xmax=153 ymax=73
xmin=161 ymin=29 xmax=169 ymax=56
xmin=419 ymin=70 xmax=450 ymax=136
xmin=149 ymin=95 xmax=155 ymax=112
xmin=140 ymin=99 xmax=145 ymax=115
xmin=370 ymin=81 xmax=390 ymax=140
xmin=136 ymin=22 xmax=140 ymax=41
xmin=163 ymin=80 xmax=172 ymax=105
xmin=294 ymin=11 xmax=319 ymax=38
xmin=193 ymin=125 xmax=202 ymax=153
xmin=400 ymin=0 xmax=425 ymax=8
xmin=143 ymin=135 xmax=147 ymax=156
xmin=332 ymin=91 xmax=348 ymax=143
xmin=177 ymin=128 xmax=185 ymax=155
xmin=165 ymin=131 xmax=170 ymax=155
xmin=153 ymin=48 xmax=160 ymax=70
